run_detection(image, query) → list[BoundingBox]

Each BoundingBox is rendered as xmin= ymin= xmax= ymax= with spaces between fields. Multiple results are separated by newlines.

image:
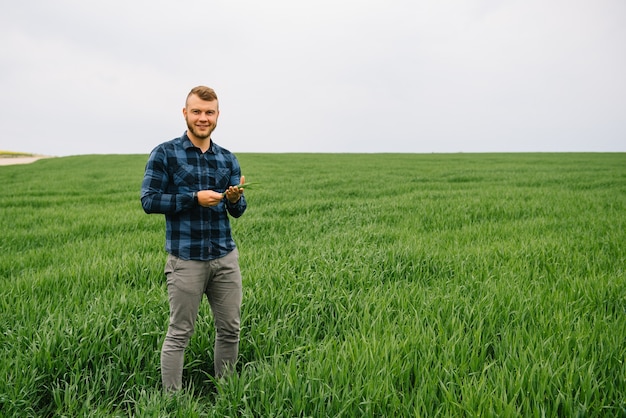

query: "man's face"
xmin=183 ymin=94 xmax=220 ymax=141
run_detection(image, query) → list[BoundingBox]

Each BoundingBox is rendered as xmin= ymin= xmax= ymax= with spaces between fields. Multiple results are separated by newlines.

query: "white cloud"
xmin=0 ymin=0 xmax=624 ymax=155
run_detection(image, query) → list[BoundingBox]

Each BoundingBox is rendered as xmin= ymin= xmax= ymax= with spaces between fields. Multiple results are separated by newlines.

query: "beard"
xmin=186 ymin=119 xmax=216 ymax=140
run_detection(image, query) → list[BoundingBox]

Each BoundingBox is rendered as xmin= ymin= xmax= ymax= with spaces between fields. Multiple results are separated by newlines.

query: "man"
xmin=141 ymin=86 xmax=247 ymax=391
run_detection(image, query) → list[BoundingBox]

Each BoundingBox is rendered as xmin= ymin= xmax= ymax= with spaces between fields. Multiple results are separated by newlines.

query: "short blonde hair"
xmin=186 ymin=86 xmax=218 ymax=106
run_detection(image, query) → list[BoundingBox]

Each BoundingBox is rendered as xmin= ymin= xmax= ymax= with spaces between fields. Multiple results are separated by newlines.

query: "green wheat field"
xmin=1 ymin=153 xmax=625 ymax=417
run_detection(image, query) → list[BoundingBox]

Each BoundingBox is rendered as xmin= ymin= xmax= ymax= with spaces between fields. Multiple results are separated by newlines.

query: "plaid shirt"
xmin=141 ymin=133 xmax=247 ymax=260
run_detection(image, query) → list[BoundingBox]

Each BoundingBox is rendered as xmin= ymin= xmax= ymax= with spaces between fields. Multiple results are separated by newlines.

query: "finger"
xmin=240 ymin=175 xmax=245 ymax=185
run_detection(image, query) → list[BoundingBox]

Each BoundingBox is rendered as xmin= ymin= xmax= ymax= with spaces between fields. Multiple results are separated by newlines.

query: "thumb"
xmin=240 ymin=175 xmax=245 ymax=185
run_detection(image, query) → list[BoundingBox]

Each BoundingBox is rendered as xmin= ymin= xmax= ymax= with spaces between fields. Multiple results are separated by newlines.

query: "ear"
xmin=182 ymin=107 xmax=187 ymax=118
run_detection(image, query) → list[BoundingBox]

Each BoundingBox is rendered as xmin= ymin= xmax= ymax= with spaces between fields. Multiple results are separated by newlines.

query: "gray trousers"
xmin=161 ymin=249 xmax=242 ymax=391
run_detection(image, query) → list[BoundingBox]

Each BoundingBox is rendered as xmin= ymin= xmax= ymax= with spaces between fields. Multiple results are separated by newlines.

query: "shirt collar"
xmin=181 ymin=131 xmax=214 ymax=153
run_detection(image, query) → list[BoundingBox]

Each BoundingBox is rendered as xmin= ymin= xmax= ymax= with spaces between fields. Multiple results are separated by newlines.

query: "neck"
xmin=188 ymin=133 xmax=211 ymax=153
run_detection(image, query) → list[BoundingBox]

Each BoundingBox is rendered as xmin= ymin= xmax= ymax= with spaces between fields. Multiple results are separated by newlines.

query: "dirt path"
xmin=0 ymin=156 xmax=52 ymax=166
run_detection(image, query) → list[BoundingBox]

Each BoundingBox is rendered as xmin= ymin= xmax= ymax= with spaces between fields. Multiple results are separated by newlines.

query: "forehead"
xmin=186 ymin=94 xmax=219 ymax=111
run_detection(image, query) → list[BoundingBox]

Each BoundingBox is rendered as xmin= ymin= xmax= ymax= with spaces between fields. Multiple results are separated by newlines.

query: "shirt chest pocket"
xmin=212 ymin=168 xmax=231 ymax=190
xmin=171 ymin=164 xmax=197 ymax=188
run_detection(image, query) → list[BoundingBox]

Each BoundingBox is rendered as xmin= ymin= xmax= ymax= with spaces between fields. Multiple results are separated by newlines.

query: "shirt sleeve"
xmin=140 ymin=146 xmax=192 ymax=215
xmin=226 ymin=194 xmax=247 ymax=218
xmin=224 ymin=154 xmax=247 ymax=218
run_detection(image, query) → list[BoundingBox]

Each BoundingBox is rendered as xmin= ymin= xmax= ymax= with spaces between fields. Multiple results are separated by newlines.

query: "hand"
xmin=224 ymin=175 xmax=245 ymax=203
xmin=197 ymin=190 xmax=225 ymax=207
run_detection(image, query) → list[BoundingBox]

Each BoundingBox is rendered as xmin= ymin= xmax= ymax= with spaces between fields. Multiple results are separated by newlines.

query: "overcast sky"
xmin=1 ymin=0 xmax=624 ymax=156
